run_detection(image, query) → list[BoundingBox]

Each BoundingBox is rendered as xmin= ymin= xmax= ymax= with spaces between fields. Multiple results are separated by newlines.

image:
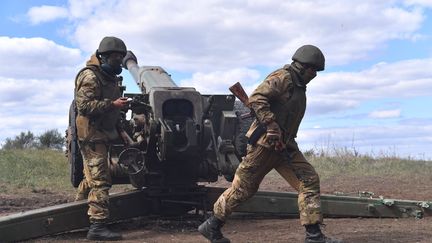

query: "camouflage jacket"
xmin=246 ymin=64 xmax=307 ymax=150
xmin=75 ymin=54 xmax=122 ymax=142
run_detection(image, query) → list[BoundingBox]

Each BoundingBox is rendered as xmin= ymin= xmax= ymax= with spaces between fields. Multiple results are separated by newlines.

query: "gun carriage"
xmin=69 ymin=51 xmax=242 ymax=190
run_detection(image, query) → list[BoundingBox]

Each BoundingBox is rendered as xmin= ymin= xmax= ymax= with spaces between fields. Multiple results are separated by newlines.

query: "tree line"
xmin=1 ymin=129 xmax=65 ymax=150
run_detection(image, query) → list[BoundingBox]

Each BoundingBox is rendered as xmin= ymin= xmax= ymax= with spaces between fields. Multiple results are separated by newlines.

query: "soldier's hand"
xmin=112 ymin=97 xmax=129 ymax=109
xmin=266 ymin=121 xmax=284 ymax=151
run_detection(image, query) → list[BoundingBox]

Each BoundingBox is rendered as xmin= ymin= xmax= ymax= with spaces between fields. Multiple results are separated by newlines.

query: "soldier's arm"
xmin=248 ymin=70 xmax=291 ymax=124
xmin=75 ymin=69 xmax=114 ymax=116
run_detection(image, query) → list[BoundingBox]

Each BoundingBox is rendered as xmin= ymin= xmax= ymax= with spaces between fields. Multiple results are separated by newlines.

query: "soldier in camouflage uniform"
xmin=74 ymin=36 xmax=129 ymax=241
xmin=198 ymin=45 xmax=342 ymax=243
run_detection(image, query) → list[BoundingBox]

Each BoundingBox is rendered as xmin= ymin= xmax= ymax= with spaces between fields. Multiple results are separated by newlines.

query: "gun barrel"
xmin=125 ymin=52 xmax=177 ymax=94
xmin=125 ymin=58 xmax=141 ymax=85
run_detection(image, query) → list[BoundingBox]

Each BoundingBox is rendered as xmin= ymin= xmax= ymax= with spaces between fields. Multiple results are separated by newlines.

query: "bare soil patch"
xmin=3 ymin=173 xmax=432 ymax=243
xmin=0 ymin=190 xmax=71 ymax=217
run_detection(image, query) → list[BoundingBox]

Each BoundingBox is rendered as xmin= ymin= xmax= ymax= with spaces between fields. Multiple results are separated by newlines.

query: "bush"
xmin=38 ymin=129 xmax=65 ymax=150
xmin=2 ymin=129 xmax=65 ymax=151
xmin=2 ymin=131 xmax=37 ymax=150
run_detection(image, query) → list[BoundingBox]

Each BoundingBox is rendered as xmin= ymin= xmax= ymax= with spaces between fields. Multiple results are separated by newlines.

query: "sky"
xmin=0 ymin=0 xmax=431 ymax=159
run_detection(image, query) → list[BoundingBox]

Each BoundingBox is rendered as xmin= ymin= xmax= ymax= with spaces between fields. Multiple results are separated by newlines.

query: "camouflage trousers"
xmin=214 ymin=144 xmax=323 ymax=225
xmin=76 ymin=142 xmax=112 ymax=223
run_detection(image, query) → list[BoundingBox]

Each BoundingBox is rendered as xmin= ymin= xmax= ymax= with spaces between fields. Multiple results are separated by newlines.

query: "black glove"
xmin=266 ymin=121 xmax=285 ymax=151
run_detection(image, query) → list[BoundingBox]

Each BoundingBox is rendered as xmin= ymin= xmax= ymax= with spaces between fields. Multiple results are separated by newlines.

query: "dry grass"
xmin=1 ymin=148 xmax=431 ymax=194
xmin=306 ymin=147 xmax=432 ymax=180
xmin=261 ymin=147 xmax=432 ymax=183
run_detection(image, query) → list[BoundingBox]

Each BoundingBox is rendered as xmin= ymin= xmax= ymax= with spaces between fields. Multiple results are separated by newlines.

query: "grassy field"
xmin=307 ymin=149 xmax=432 ymax=181
xmin=0 ymin=148 xmax=431 ymax=194
xmin=0 ymin=149 xmax=72 ymax=194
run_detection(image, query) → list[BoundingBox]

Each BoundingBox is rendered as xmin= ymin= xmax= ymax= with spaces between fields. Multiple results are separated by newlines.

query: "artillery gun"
xmin=1 ymin=52 xmax=432 ymax=241
xmin=68 ymin=51 xmax=242 ymax=190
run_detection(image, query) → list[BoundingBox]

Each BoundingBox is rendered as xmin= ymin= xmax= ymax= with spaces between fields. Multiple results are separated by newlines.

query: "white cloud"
xmin=0 ymin=77 xmax=73 ymax=144
xmin=46 ymin=0 xmax=424 ymax=71
xmin=67 ymin=0 xmax=105 ymax=19
xmin=0 ymin=37 xmax=83 ymax=145
xmin=4 ymin=0 xmax=430 ymax=158
xmin=178 ymin=68 xmax=261 ymax=94
xmin=27 ymin=5 xmax=69 ymax=25
xmin=0 ymin=37 xmax=83 ymax=79
xmin=307 ymin=58 xmax=432 ymax=115
xmin=368 ymin=109 xmax=401 ymax=119
xmin=405 ymin=0 xmax=432 ymax=8
xmin=298 ymin=122 xmax=432 ymax=159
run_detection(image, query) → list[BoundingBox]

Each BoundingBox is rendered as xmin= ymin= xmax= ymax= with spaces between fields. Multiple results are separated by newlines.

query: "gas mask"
xmin=291 ymin=62 xmax=316 ymax=85
xmin=100 ymin=54 xmax=123 ymax=76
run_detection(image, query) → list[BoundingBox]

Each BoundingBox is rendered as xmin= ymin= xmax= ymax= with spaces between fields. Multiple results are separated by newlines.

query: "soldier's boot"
xmin=305 ymin=224 xmax=343 ymax=243
xmin=198 ymin=215 xmax=230 ymax=243
xmin=87 ymin=222 xmax=122 ymax=241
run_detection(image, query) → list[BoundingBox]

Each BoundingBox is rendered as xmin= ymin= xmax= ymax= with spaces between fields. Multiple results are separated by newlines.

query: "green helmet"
xmin=97 ymin=36 xmax=127 ymax=55
xmin=292 ymin=45 xmax=325 ymax=71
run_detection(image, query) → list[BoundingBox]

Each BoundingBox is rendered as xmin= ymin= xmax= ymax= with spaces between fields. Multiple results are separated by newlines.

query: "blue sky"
xmin=0 ymin=0 xmax=431 ymax=159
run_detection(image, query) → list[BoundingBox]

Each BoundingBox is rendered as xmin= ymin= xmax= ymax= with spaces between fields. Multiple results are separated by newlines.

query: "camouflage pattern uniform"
xmin=214 ymin=63 xmax=322 ymax=226
xmin=74 ymin=54 xmax=123 ymax=223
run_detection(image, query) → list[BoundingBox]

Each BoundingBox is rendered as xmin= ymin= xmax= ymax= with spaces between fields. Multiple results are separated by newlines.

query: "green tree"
xmin=38 ymin=129 xmax=65 ymax=150
xmin=2 ymin=131 xmax=36 ymax=149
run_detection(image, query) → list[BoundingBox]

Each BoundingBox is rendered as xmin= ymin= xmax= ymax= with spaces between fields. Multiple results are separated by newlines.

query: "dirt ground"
xmin=2 ymin=173 xmax=432 ymax=243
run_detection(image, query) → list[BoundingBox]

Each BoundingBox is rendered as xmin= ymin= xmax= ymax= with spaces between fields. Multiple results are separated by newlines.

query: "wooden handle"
xmin=229 ymin=82 xmax=249 ymax=107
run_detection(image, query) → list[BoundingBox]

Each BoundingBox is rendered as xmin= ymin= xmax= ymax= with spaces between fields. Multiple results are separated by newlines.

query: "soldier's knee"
xmin=302 ymin=174 xmax=320 ymax=190
xmin=311 ymin=173 xmax=320 ymax=184
xmin=89 ymin=181 xmax=111 ymax=189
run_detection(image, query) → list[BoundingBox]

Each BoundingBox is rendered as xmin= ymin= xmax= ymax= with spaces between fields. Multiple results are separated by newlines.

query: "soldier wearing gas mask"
xmin=198 ymin=45 xmax=342 ymax=243
xmin=74 ymin=36 xmax=129 ymax=241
